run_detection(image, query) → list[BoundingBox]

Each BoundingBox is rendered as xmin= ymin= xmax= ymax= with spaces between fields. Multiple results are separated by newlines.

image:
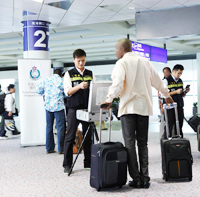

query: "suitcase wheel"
xmin=164 ymin=176 xmax=169 ymax=181
xmin=189 ymin=177 xmax=192 ymax=181
xmin=163 ymin=173 xmax=168 ymax=181
xmin=96 ymin=188 xmax=100 ymax=192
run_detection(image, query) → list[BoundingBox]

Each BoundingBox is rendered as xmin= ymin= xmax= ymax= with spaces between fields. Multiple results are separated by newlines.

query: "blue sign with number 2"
xmin=23 ymin=20 xmax=50 ymax=52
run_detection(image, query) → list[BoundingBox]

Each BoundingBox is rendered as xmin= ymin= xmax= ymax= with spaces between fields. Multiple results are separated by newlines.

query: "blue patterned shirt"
xmin=35 ymin=74 xmax=64 ymax=112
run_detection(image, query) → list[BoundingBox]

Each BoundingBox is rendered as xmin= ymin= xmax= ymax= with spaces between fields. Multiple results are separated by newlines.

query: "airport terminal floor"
xmin=0 ymin=119 xmax=200 ymax=197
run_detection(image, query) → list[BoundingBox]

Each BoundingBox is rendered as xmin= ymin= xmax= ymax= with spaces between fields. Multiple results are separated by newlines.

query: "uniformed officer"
xmin=63 ymin=49 xmax=94 ymax=174
xmin=163 ymin=64 xmax=190 ymax=138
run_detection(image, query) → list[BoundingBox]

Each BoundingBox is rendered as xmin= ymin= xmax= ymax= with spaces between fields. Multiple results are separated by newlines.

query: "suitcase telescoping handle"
xmin=99 ymin=104 xmax=112 ymax=143
xmin=163 ymin=102 xmax=181 ymax=139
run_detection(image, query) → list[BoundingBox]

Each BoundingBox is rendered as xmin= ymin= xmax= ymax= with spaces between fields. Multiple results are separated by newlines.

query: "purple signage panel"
xmin=22 ymin=20 xmax=50 ymax=52
xmin=132 ymin=41 xmax=150 ymax=60
xmin=150 ymin=46 xmax=167 ymax=63
xmin=131 ymin=41 xmax=167 ymax=63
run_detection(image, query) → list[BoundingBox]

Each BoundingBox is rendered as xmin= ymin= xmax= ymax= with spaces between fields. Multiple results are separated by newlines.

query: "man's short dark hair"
xmin=117 ymin=38 xmax=132 ymax=52
xmin=54 ymin=69 xmax=62 ymax=77
xmin=163 ymin=67 xmax=171 ymax=73
xmin=73 ymin=49 xmax=86 ymax=59
xmin=173 ymin=64 xmax=184 ymax=71
xmin=8 ymin=84 xmax=15 ymax=91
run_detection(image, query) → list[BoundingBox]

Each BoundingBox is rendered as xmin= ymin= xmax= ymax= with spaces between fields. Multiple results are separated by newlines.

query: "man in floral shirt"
xmin=35 ymin=69 xmax=65 ymax=154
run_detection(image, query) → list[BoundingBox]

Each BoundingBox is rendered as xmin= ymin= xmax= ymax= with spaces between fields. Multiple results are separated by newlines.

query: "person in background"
xmin=35 ymin=69 xmax=65 ymax=154
xmin=159 ymin=67 xmax=171 ymax=139
xmin=3 ymin=84 xmax=20 ymax=137
xmin=163 ymin=64 xmax=190 ymax=138
xmin=163 ymin=67 xmax=172 ymax=79
xmin=62 ymin=71 xmax=68 ymax=127
xmin=0 ymin=84 xmax=7 ymax=140
xmin=63 ymin=49 xmax=94 ymax=174
xmin=100 ymin=38 xmax=173 ymax=189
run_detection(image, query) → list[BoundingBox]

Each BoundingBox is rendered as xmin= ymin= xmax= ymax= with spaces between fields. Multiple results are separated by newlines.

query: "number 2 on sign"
xmin=34 ymin=30 xmax=49 ymax=48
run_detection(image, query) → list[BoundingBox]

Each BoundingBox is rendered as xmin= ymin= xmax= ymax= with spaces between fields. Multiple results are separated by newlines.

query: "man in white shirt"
xmin=101 ymin=38 xmax=173 ymax=188
xmin=4 ymin=85 xmax=16 ymax=117
xmin=2 ymin=84 xmax=20 ymax=137
xmin=63 ymin=49 xmax=94 ymax=174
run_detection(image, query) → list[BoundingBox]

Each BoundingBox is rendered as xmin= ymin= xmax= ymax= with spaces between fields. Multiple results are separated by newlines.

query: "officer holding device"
xmin=163 ymin=64 xmax=190 ymax=138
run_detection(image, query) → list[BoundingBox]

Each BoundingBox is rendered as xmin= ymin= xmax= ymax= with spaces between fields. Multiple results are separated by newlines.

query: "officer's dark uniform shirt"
xmin=163 ymin=74 xmax=184 ymax=108
xmin=64 ymin=67 xmax=93 ymax=109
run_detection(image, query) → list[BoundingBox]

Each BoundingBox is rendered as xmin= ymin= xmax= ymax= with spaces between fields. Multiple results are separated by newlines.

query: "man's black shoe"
xmin=64 ymin=166 xmax=71 ymax=174
xmin=84 ymin=163 xmax=91 ymax=169
xmin=128 ymin=180 xmax=142 ymax=188
xmin=13 ymin=131 xmax=20 ymax=135
xmin=47 ymin=150 xmax=56 ymax=154
xmin=143 ymin=181 xmax=150 ymax=188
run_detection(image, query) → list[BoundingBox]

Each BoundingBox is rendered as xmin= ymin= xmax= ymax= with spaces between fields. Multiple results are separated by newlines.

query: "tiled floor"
xmin=0 ymin=120 xmax=199 ymax=197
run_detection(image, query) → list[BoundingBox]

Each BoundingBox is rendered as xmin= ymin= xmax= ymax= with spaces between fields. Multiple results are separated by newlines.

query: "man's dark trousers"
xmin=164 ymin=107 xmax=184 ymax=138
xmin=63 ymin=108 xmax=92 ymax=168
xmin=121 ymin=114 xmax=150 ymax=182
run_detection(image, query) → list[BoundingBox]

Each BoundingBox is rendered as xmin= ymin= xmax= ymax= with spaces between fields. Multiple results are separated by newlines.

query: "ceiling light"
xmin=46 ymin=0 xmax=74 ymax=10
xmin=32 ymin=0 xmax=43 ymax=3
xmin=129 ymin=7 xmax=135 ymax=10
xmin=100 ymin=4 xmax=127 ymax=12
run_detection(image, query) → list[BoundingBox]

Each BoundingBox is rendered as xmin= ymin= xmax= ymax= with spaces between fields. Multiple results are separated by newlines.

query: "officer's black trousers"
xmin=63 ymin=108 xmax=92 ymax=168
xmin=164 ymin=107 xmax=184 ymax=138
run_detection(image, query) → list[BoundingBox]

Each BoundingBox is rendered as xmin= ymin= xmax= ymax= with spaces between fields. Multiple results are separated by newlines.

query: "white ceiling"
xmin=0 ymin=0 xmax=200 ymax=68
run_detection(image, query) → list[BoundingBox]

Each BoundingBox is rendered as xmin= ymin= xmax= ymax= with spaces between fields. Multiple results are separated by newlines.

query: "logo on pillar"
xmin=30 ymin=66 xmax=40 ymax=80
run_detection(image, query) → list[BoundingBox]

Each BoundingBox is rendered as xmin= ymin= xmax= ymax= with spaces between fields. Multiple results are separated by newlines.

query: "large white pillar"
xmin=18 ymin=19 xmax=51 ymax=146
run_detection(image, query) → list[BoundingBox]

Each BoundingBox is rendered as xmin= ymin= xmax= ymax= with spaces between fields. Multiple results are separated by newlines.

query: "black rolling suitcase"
xmin=90 ymin=106 xmax=127 ymax=191
xmin=184 ymin=115 xmax=200 ymax=132
xmin=161 ymin=103 xmax=193 ymax=181
xmin=197 ymin=125 xmax=200 ymax=152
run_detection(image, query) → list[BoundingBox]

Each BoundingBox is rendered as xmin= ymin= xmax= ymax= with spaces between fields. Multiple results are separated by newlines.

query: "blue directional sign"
xmin=131 ymin=41 xmax=167 ymax=63
xmin=23 ymin=20 xmax=50 ymax=52
xmin=150 ymin=46 xmax=167 ymax=63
